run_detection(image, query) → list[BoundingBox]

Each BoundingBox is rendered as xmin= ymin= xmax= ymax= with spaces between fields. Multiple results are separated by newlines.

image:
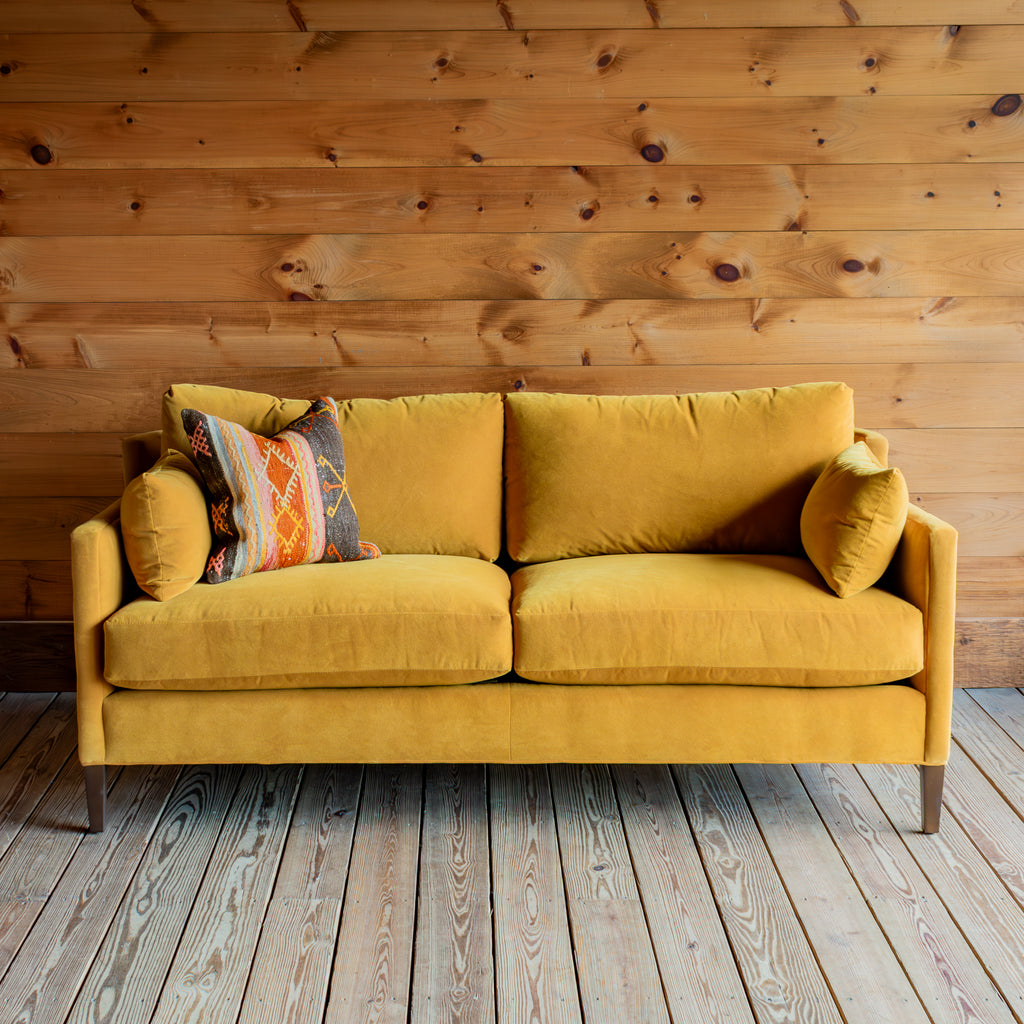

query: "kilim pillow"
xmin=181 ymin=397 xmax=380 ymax=583
xmin=800 ymin=441 xmax=908 ymax=598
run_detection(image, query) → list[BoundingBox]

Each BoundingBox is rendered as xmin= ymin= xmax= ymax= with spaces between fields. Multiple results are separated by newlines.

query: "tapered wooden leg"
xmin=920 ymin=764 xmax=945 ymax=834
xmin=84 ymin=765 xmax=106 ymax=833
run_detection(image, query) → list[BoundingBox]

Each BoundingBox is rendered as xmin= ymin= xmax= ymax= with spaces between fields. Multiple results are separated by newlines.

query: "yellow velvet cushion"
xmin=163 ymin=384 xmax=310 ymax=459
xmin=104 ymin=554 xmax=513 ymax=689
xmin=504 ymin=382 xmax=855 ymax=563
xmin=120 ymin=451 xmax=212 ymax=601
xmin=512 ymin=553 xmax=923 ymax=686
xmin=335 ymin=392 xmax=504 ymax=561
xmin=800 ymin=442 xmax=909 ymax=598
xmin=163 ymin=386 xmax=504 ymax=560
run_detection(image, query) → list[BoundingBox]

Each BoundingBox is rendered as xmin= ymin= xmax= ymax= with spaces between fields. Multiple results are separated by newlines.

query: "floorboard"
xmin=1 ymin=689 xmax=1024 ymax=1024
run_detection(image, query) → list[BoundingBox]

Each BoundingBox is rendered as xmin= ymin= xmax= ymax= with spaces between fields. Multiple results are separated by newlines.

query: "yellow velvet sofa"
xmin=72 ymin=382 xmax=957 ymax=833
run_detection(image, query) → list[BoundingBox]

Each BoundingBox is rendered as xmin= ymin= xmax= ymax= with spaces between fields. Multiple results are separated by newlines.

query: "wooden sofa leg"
xmin=920 ymin=764 xmax=945 ymax=834
xmin=84 ymin=765 xmax=106 ymax=833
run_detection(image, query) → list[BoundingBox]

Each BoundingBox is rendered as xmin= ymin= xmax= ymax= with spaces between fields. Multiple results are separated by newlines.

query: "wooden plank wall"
xmin=1 ymin=0 xmax=1023 ymax=687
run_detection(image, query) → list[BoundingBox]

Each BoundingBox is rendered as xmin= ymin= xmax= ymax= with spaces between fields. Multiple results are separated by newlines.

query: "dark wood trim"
xmin=0 ymin=621 xmax=75 ymax=692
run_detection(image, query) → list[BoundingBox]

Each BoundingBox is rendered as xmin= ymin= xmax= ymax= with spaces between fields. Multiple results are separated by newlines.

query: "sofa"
xmin=71 ymin=381 xmax=957 ymax=834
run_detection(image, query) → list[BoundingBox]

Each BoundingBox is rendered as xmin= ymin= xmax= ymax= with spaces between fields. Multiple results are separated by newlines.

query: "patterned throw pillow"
xmin=181 ymin=397 xmax=379 ymax=583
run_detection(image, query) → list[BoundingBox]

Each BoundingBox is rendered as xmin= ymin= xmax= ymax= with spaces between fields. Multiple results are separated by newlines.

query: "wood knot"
xmin=471 ymin=153 xmax=483 ymax=162
xmin=596 ymin=51 xmax=615 ymax=69
xmin=30 ymin=144 xmax=53 ymax=165
xmin=0 ymin=64 xmax=12 ymax=75
xmin=289 ymin=291 xmax=313 ymax=301
xmin=129 ymin=200 xmax=142 ymax=211
xmin=580 ymin=207 xmax=595 ymax=220
xmin=714 ymin=263 xmax=740 ymax=282
xmin=416 ymin=199 xmax=429 ymax=210
xmin=842 ymin=259 xmax=865 ymax=273
xmin=513 ymin=378 xmax=525 ymax=390
xmin=640 ymin=143 xmax=664 ymax=163
xmin=992 ymin=94 xmax=1022 ymax=117
xmin=280 ymin=262 xmax=295 ymax=272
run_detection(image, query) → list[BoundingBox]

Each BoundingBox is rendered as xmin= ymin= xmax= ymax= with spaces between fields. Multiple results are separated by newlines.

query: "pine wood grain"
xmin=566 ymin=899 xmax=672 ymax=1024
xmin=412 ymin=764 xmax=494 ymax=1024
xmin=150 ymin=765 xmax=302 ymax=1024
xmin=66 ymin=765 xmax=245 ymax=1024
xmin=3 ymin=165 xmax=1020 ymax=237
xmin=5 ymin=28 xmax=1022 ymax=102
xmin=237 ymin=897 xmax=342 ymax=1024
xmin=0 ymin=764 xmax=179 ymax=1024
xmin=734 ymin=763 xmax=932 ymax=1024
xmin=796 ymin=761 xmax=1015 ymax=1024
xmin=489 ymin=764 xmax=582 ymax=1024
xmin=911 ymin=494 xmax=1024 ymax=557
xmin=0 ymin=691 xmax=55 ymax=764
xmin=0 ymin=692 xmax=76 ymax=860
xmin=272 ymin=763 xmax=362 ymax=899
xmin=6 ymin=297 xmax=1024 ymax=369
xmin=676 ymin=764 xmax=844 ymax=1024
xmin=325 ymin=764 xmax=422 ymax=1024
xmin=946 ymin=693 xmax=1024 ymax=901
xmin=955 ymin=619 xmax=1024 ymax=687
xmin=956 ymin=557 xmax=1024 ymax=616
xmin=858 ymin=760 xmax=1024 ymax=1020
xmin=967 ymin=685 xmax=1024 ymax=745
xmin=550 ymin=764 xmax=669 ymax=1023
xmin=0 ymin=498 xmax=112 ymax=560
xmin=4 ymin=95 xmax=1021 ymax=169
xmin=4 ymin=367 xmax=1022 ymax=435
xmin=611 ymin=764 xmax=754 ymax=1024
xmin=3 ymin=0 xmax=1023 ymax=32
xmin=0 ymin=434 xmax=124 ymax=497
xmin=0 ymin=562 xmax=72 ymax=619
xmin=6 ymin=231 xmax=1024 ymax=302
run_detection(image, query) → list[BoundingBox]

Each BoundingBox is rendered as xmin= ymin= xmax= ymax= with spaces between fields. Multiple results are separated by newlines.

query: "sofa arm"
xmin=889 ymin=503 xmax=958 ymax=765
xmin=71 ymin=500 xmax=126 ymax=765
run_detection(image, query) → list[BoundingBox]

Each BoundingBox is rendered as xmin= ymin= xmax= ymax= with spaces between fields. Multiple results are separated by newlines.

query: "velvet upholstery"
xmin=503 ymin=382 xmax=855 ymax=563
xmin=72 ymin=384 xmax=957 ymax=837
xmin=512 ymin=553 xmax=923 ymax=686
xmin=105 ymin=555 xmax=513 ymax=689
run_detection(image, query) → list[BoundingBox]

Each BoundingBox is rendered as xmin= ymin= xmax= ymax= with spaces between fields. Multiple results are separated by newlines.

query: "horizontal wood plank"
xmin=911 ymin=494 xmax=1024 ymax=557
xmin=956 ymin=557 xmax=1024 ymax=617
xmin=956 ymin=619 xmax=1024 ymax=687
xmin=4 ymin=231 xmax=1024 ymax=302
xmin=3 ymin=0 xmax=1022 ymax=32
xmin=0 ymin=498 xmax=114 ymax=560
xmin=6 ymin=366 xmax=1024 ymax=433
xmin=3 ymin=96 xmax=1022 ymax=169
xmin=0 ymin=434 xmax=124 ymax=496
xmin=5 ymin=297 xmax=1024 ymax=370
xmin=2 ymin=165 xmax=1020 ymax=237
xmin=0 ymin=621 xmax=74 ymax=690
xmin=0 ymin=562 xmax=71 ymax=620
xmin=4 ymin=28 xmax=1022 ymax=102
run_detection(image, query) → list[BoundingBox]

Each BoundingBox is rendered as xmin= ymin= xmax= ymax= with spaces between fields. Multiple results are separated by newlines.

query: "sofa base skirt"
xmin=95 ymin=680 xmax=930 ymax=768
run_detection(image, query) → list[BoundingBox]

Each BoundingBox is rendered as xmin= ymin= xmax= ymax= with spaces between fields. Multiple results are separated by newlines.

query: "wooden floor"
xmin=2 ymin=691 xmax=1024 ymax=1024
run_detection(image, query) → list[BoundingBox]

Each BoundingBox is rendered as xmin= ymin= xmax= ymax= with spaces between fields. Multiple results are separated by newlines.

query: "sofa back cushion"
xmin=504 ymin=382 xmax=855 ymax=563
xmin=163 ymin=386 xmax=504 ymax=561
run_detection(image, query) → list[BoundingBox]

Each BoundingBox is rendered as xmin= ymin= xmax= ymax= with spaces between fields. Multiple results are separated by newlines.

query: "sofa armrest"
xmin=889 ymin=503 xmax=958 ymax=765
xmin=71 ymin=499 xmax=126 ymax=765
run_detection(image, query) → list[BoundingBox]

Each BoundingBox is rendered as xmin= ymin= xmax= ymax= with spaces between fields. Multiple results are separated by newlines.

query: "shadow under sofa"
xmin=72 ymin=382 xmax=957 ymax=834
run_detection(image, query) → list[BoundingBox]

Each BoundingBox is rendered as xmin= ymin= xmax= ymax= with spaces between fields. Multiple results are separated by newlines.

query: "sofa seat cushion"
xmin=512 ymin=553 xmax=923 ymax=687
xmin=105 ymin=555 xmax=513 ymax=690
